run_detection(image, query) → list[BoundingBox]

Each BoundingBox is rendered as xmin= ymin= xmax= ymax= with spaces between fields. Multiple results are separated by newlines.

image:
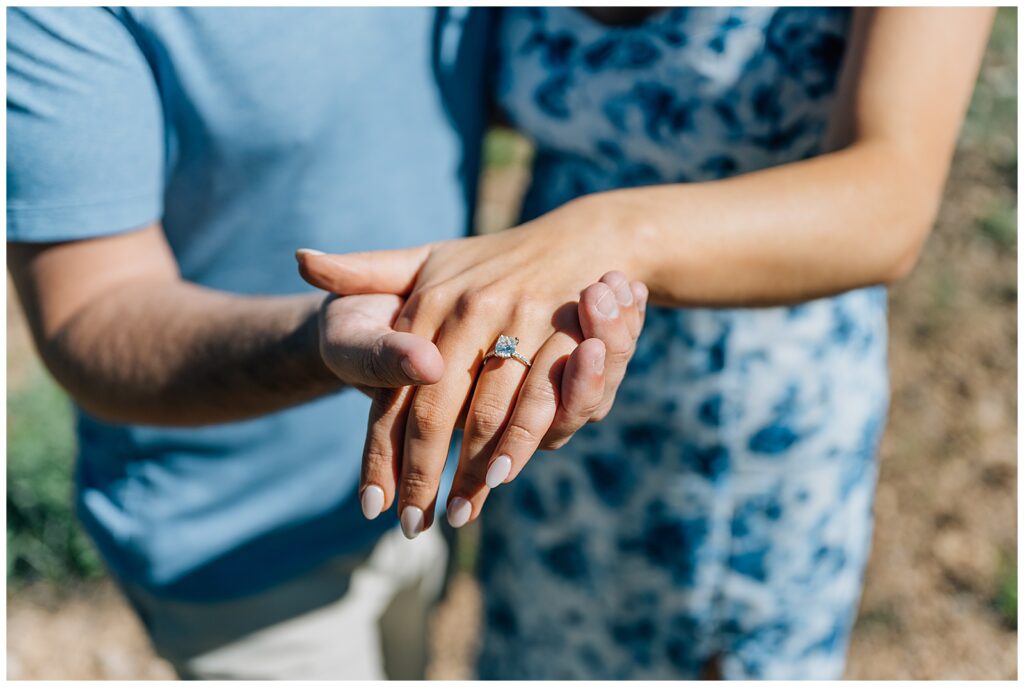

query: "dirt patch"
xmin=7 ymin=583 xmax=174 ymax=680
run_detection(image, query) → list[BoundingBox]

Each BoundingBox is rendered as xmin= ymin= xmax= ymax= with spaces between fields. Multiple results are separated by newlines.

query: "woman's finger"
xmin=396 ymin=315 xmax=494 ymax=539
xmin=359 ymin=386 xmax=414 ymax=519
xmin=445 ymin=327 xmax=577 ymax=528
xmin=355 ymin=291 xmax=452 ymax=524
xmin=296 ymin=245 xmax=431 ymax=296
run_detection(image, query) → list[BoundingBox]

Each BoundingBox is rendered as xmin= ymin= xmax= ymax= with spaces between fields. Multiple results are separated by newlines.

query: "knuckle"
xmin=362 ymin=443 xmax=393 ymax=475
xmin=541 ymin=434 xmax=571 ymax=450
xmin=511 ymin=294 xmax=544 ymax=322
xmin=456 ymin=287 xmax=501 ymax=318
xmin=400 ymin=468 xmax=437 ymax=497
xmin=504 ymin=420 xmax=543 ymax=448
xmin=589 ymin=401 xmax=612 ymax=423
xmin=418 ymin=284 xmax=450 ymax=311
xmin=524 ymin=377 xmax=558 ymax=408
xmin=469 ymin=394 xmax=510 ymax=437
xmin=408 ymin=397 xmax=449 ymax=438
xmin=606 ymin=340 xmax=635 ymax=368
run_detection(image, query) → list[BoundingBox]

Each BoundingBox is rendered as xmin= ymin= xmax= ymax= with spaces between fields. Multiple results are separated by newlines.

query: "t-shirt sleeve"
xmin=7 ymin=7 xmax=164 ymax=242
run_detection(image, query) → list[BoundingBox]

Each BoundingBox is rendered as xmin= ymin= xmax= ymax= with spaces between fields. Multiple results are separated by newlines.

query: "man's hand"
xmin=318 ymin=292 xmax=443 ymax=390
xmin=8 ymin=225 xmax=447 ymax=427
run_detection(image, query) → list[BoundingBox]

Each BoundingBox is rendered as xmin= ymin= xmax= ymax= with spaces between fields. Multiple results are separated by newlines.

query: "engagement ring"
xmin=483 ymin=335 xmax=532 ymax=369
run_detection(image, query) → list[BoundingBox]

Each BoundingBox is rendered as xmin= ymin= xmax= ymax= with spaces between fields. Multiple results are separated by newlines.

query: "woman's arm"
xmin=574 ymin=7 xmax=995 ymax=307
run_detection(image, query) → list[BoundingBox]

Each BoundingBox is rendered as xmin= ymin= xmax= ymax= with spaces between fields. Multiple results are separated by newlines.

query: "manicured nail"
xmin=486 ymin=455 xmax=512 ymax=488
xmin=295 ymin=248 xmax=325 ymax=259
xmin=614 ymin=281 xmax=634 ymax=306
xmin=400 ymin=506 xmax=425 ymax=539
xmin=447 ymin=497 xmax=472 ymax=528
xmin=361 ymin=485 xmax=385 ymax=520
xmin=595 ymin=290 xmax=619 ymax=319
xmin=593 ymin=346 xmax=606 ymax=375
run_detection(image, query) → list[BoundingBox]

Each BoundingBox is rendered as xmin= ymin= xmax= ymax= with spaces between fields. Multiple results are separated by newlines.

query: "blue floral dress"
xmin=477 ymin=7 xmax=889 ymax=680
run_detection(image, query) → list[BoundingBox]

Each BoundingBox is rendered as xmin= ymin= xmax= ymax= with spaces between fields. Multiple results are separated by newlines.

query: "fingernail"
xmin=361 ymin=485 xmax=385 ymax=520
xmin=400 ymin=506 xmax=425 ymax=539
xmin=594 ymin=347 xmax=606 ymax=374
xmin=295 ymin=248 xmax=325 ymax=258
xmin=447 ymin=497 xmax=472 ymax=528
xmin=401 ymin=357 xmax=422 ymax=382
xmin=486 ymin=455 xmax=512 ymax=488
xmin=614 ymin=281 xmax=634 ymax=306
xmin=596 ymin=290 xmax=619 ymax=319
xmin=639 ymin=293 xmax=648 ymax=315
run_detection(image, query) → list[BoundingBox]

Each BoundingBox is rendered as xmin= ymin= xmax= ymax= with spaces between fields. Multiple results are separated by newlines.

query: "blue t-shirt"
xmin=7 ymin=7 xmax=491 ymax=601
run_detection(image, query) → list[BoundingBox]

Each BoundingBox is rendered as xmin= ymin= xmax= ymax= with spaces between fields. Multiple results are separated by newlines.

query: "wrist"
xmin=561 ymin=190 xmax=660 ymax=286
xmin=292 ymin=293 xmax=345 ymax=390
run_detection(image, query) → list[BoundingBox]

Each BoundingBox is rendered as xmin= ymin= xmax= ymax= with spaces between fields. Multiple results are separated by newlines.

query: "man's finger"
xmin=570 ymin=279 xmax=638 ymax=423
xmin=597 ymin=270 xmax=642 ymax=339
xmin=296 ymin=245 xmax=431 ymax=295
xmin=540 ymin=337 xmax=606 ymax=450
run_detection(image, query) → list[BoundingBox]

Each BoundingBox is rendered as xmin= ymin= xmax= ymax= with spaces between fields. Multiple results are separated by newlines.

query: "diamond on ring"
xmin=483 ymin=334 xmax=532 ymax=368
xmin=494 ymin=335 xmax=519 ymax=358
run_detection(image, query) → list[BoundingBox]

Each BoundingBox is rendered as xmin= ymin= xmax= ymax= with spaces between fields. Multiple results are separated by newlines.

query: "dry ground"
xmin=7 ymin=12 xmax=1017 ymax=681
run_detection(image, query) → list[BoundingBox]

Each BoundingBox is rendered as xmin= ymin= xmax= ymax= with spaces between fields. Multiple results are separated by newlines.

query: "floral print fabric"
xmin=477 ymin=7 xmax=889 ymax=679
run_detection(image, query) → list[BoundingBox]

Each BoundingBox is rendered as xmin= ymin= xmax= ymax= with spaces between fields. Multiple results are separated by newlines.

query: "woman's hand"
xmin=296 ymin=216 xmax=642 ymax=537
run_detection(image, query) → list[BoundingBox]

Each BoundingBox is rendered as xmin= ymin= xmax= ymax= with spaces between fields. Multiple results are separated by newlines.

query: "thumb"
xmin=296 ymin=245 xmax=431 ymax=296
xmin=348 ymin=330 xmax=445 ymax=389
xmin=319 ymin=294 xmax=445 ymax=388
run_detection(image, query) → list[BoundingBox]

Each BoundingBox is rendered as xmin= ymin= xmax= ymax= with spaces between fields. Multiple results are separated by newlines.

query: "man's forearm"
xmin=42 ymin=280 xmax=342 ymax=426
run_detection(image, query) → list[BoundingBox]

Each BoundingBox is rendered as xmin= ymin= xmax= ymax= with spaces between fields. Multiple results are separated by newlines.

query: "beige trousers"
xmin=123 ymin=525 xmax=449 ymax=680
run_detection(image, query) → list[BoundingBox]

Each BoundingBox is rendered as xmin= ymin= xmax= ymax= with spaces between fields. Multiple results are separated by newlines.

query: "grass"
xmin=978 ymin=204 xmax=1017 ymax=249
xmin=963 ymin=8 xmax=1017 ymax=159
xmin=7 ymin=368 xmax=103 ymax=584
xmin=995 ymin=552 xmax=1018 ymax=629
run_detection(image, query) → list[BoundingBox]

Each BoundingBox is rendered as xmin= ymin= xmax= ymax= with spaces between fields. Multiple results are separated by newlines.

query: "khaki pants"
xmin=123 ymin=525 xmax=448 ymax=680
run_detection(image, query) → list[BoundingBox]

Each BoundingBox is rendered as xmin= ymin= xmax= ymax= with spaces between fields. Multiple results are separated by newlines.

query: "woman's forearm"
xmin=584 ymin=139 xmax=942 ymax=309
xmin=566 ymin=7 xmax=994 ymax=309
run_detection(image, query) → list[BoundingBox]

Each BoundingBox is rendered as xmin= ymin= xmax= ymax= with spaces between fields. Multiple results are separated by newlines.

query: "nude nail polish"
xmin=295 ymin=248 xmax=325 ymax=258
xmin=486 ymin=455 xmax=513 ymax=488
xmin=400 ymin=506 xmax=424 ymax=539
xmin=361 ymin=485 xmax=384 ymax=520
xmin=447 ymin=497 xmax=472 ymax=528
